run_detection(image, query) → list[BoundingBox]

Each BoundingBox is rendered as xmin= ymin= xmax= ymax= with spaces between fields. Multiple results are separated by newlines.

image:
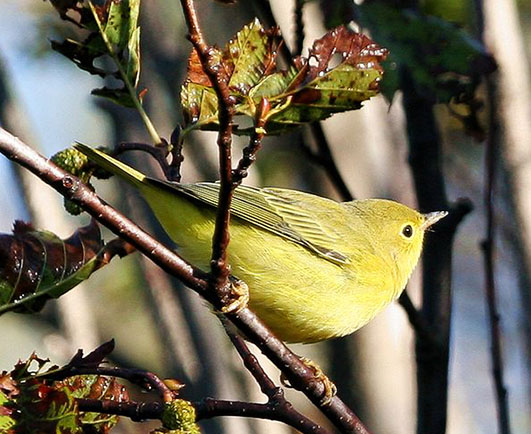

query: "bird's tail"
xmin=74 ymin=142 xmax=146 ymax=188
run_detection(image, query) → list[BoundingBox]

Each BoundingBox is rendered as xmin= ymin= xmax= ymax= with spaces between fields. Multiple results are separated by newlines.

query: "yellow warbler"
xmin=75 ymin=143 xmax=446 ymax=343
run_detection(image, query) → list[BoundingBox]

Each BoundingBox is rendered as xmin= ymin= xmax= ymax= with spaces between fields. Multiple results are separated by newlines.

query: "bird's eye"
xmin=402 ymin=224 xmax=414 ymax=238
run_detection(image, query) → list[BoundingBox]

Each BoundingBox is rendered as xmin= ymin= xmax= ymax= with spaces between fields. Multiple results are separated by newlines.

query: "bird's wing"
xmin=156 ymin=181 xmax=350 ymax=265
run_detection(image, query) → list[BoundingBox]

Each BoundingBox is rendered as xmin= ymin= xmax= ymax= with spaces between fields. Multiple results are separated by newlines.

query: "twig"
xmin=398 ymin=291 xmax=438 ymax=348
xmin=114 ymin=141 xmax=173 ymax=179
xmin=228 ymin=307 xmax=372 ymax=433
xmin=179 ymin=0 xmax=235 ymax=304
xmin=232 ymin=98 xmax=268 ymax=185
xmin=473 ymin=2 xmax=512 ymax=431
xmin=310 ymin=123 xmax=354 ymax=201
xmin=169 ymin=125 xmax=185 ymax=182
xmin=0 ymin=128 xmax=371 ymax=433
xmin=76 ymin=398 xmax=164 ymax=421
xmin=227 ymin=330 xmax=330 ymax=433
xmin=78 ymin=396 xmax=329 ymax=432
xmin=294 ymin=0 xmax=305 ymax=56
xmin=226 ymin=330 xmax=279 ymax=397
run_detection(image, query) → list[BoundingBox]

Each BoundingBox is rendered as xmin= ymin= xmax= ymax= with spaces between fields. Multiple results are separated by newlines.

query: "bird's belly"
xmin=225 ymin=224 xmax=397 ymax=343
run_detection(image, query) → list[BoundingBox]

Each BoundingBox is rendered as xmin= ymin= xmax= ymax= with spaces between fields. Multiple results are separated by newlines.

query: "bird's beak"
xmin=421 ymin=211 xmax=448 ymax=230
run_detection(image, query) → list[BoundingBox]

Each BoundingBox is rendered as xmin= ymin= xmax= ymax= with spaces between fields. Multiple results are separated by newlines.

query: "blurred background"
xmin=0 ymin=0 xmax=530 ymax=433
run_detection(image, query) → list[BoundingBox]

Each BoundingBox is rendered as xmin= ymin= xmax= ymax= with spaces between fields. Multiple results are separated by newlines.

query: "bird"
xmin=75 ymin=143 xmax=447 ymax=344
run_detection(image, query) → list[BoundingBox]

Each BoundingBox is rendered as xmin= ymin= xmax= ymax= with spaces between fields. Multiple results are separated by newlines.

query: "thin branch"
xmin=473 ymin=1 xmax=512 ymax=431
xmin=227 ymin=330 xmax=280 ymax=398
xmin=114 ymin=141 xmax=172 ymax=178
xmin=232 ymin=98 xmax=268 ymax=185
xmin=398 ymin=291 xmax=438 ymax=348
xmin=401 ymin=63 xmax=472 ymax=434
xmin=76 ymin=398 xmax=164 ymax=421
xmin=179 ymin=0 xmax=235 ymax=303
xmin=227 ymin=330 xmax=330 ymax=433
xmin=78 ymin=396 xmax=329 ymax=433
xmin=228 ymin=307 xmax=372 ymax=433
xmin=310 ymin=123 xmax=354 ymax=201
xmin=169 ymin=125 xmax=185 ymax=182
xmin=196 ymin=398 xmax=330 ymax=433
xmin=0 ymin=128 xmax=370 ymax=433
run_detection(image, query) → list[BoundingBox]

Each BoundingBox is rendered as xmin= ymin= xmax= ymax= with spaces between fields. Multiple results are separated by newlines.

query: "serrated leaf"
xmin=103 ymin=0 xmax=140 ymax=49
xmin=91 ymin=87 xmax=136 ymax=107
xmin=225 ymin=18 xmax=280 ymax=95
xmin=181 ymin=83 xmax=219 ymax=126
xmin=0 ymin=221 xmax=104 ymax=315
xmin=58 ymin=375 xmax=127 ymax=431
xmin=3 ymin=348 xmax=127 ymax=433
xmin=15 ymin=380 xmax=80 ymax=433
xmin=181 ymin=21 xmax=388 ymax=135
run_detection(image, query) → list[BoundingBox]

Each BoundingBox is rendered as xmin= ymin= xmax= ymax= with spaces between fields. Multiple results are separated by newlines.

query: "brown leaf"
xmin=0 ymin=220 xmax=103 ymax=313
xmin=304 ymin=26 xmax=388 ymax=83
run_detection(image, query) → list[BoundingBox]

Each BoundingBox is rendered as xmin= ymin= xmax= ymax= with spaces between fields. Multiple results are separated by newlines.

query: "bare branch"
xmin=474 ymin=2 xmax=512 ymax=432
xmin=179 ymin=0 xmax=235 ymax=304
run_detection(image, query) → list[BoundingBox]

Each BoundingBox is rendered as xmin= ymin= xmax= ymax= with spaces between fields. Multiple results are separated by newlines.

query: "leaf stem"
xmin=88 ymin=1 xmax=161 ymax=145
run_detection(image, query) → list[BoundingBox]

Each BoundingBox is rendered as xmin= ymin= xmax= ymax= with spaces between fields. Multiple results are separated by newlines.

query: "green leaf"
xmin=49 ymin=0 xmax=143 ymax=108
xmin=0 ymin=221 xmax=104 ymax=315
xmin=226 ymin=18 xmax=279 ymax=95
xmin=103 ymin=0 xmax=140 ymax=49
xmin=181 ymin=21 xmax=388 ymax=136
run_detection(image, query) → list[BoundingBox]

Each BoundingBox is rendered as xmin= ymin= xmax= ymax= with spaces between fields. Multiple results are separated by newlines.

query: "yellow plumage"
xmin=75 ymin=143 xmax=446 ymax=343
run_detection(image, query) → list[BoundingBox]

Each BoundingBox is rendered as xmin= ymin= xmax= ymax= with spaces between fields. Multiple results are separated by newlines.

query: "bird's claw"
xmin=280 ymin=357 xmax=337 ymax=406
xmin=220 ymin=279 xmax=249 ymax=314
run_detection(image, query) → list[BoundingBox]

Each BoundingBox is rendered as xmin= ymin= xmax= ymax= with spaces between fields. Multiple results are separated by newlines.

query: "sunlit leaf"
xmin=181 ymin=20 xmax=388 ymax=135
xmin=49 ymin=0 xmax=142 ymax=108
xmin=2 ymin=346 xmax=127 ymax=433
xmin=0 ymin=221 xmax=104 ymax=315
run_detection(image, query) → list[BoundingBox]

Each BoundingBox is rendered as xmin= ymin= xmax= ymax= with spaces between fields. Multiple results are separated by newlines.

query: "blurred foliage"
xmin=356 ymin=3 xmax=496 ymax=103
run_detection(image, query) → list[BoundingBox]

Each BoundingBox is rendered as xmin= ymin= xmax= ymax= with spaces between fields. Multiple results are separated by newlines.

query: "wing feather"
xmin=150 ymin=181 xmax=350 ymax=265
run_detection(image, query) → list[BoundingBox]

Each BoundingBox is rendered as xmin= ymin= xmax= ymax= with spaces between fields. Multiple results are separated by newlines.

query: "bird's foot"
xmin=220 ymin=278 xmax=249 ymax=314
xmin=280 ymin=357 xmax=337 ymax=406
